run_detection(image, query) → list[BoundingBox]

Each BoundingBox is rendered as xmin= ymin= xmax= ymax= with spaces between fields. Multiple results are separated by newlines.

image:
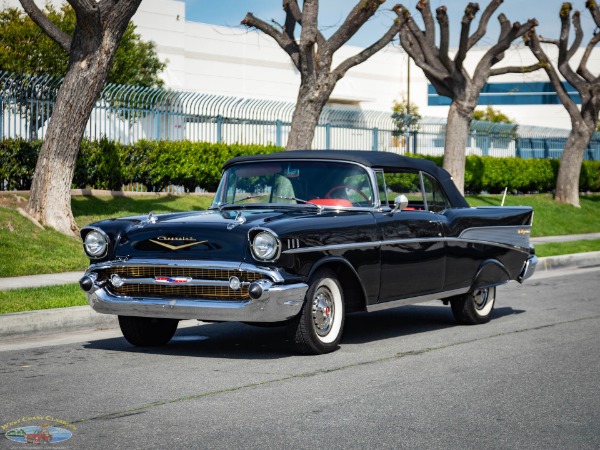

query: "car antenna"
xmin=501 ymin=187 xmax=508 ymax=207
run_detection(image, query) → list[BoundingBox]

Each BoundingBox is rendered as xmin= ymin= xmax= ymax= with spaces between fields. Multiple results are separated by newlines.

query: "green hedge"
xmin=1 ymin=138 xmax=599 ymax=193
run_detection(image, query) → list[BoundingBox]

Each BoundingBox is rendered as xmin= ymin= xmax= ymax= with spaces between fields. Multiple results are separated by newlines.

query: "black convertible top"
xmin=224 ymin=150 xmax=469 ymax=208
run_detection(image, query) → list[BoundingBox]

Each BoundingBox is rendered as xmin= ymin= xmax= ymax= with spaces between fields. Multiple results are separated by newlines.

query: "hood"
xmin=85 ymin=208 xmax=320 ymax=262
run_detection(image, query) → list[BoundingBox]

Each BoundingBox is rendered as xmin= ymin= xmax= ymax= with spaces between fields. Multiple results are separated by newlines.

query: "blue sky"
xmin=184 ymin=0 xmax=595 ymax=48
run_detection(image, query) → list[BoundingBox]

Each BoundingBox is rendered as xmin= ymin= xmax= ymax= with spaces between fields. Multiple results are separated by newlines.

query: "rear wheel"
xmin=450 ymin=286 xmax=496 ymax=325
xmin=287 ymin=269 xmax=345 ymax=354
xmin=118 ymin=316 xmax=179 ymax=346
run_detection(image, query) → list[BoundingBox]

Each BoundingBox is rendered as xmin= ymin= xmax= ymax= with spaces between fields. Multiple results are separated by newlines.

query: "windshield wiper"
xmin=215 ymin=195 xmax=265 ymax=211
xmin=277 ymin=196 xmax=323 ymax=212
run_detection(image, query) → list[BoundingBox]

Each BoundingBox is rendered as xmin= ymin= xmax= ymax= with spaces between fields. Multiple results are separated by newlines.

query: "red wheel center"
xmin=325 ymin=306 xmax=331 ymax=317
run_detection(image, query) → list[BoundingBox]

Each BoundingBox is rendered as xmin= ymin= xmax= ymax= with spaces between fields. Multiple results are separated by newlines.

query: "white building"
xmin=5 ymin=0 xmax=598 ymax=131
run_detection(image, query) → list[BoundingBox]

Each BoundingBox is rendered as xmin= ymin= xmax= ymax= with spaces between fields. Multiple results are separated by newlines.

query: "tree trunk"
xmin=26 ymin=40 xmax=115 ymax=236
xmin=443 ymin=101 xmax=472 ymax=194
xmin=286 ymin=81 xmax=333 ymax=150
xmin=555 ymin=125 xmax=594 ymax=207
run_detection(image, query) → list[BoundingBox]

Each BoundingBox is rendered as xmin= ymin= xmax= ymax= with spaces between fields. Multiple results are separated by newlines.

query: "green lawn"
xmin=534 ymin=239 xmax=600 ymax=258
xmin=467 ymin=193 xmax=600 ymax=237
xmin=0 ymin=283 xmax=86 ymax=314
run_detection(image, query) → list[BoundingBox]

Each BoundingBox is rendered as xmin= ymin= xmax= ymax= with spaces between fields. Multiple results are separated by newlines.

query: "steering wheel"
xmin=325 ymin=185 xmax=372 ymax=206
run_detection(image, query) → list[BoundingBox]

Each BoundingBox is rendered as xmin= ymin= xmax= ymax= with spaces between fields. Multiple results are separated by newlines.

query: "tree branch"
xmin=467 ymin=0 xmax=503 ymax=50
xmin=556 ymin=3 xmax=585 ymax=94
xmin=586 ymin=0 xmax=600 ymax=27
xmin=326 ymin=0 xmax=385 ymax=55
xmin=416 ymin=0 xmax=435 ymax=48
xmin=489 ymin=62 xmax=544 ymax=76
xmin=577 ymin=32 xmax=600 ymax=83
xmin=567 ymin=11 xmax=584 ymax=61
xmin=332 ymin=12 xmax=400 ymax=80
xmin=436 ymin=6 xmax=452 ymax=71
xmin=401 ymin=7 xmax=447 ymax=74
xmin=242 ymin=12 xmax=300 ymax=69
xmin=283 ymin=0 xmax=326 ymax=46
xmin=526 ymin=30 xmax=582 ymax=119
xmin=18 ymin=0 xmax=72 ymax=52
xmin=455 ymin=2 xmax=479 ymax=71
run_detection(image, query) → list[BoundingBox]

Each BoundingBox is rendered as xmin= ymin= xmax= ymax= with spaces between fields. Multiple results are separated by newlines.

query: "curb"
xmin=0 ymin=306 xmax=118 ymax=339
xmin=0 ymin=251 xmax=599 ymax=341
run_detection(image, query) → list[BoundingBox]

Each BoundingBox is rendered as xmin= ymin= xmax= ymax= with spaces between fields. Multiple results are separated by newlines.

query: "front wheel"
xmin=287 ymin=269 xmax=345 ymax=354
xmin=450 ymin=286 xmax=496 ymax=325
xmin=118 ymin=316 xmax=179 ymax=346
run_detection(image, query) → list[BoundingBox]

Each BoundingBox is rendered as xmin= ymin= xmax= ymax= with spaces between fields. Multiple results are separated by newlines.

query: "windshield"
xmin=212 ymin=160 xmax=375 ymax=209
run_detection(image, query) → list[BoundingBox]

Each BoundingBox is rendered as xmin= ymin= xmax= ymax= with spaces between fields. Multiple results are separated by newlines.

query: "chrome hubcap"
xmin=473 ymin=288 xmax=489 ymax=311
xmin=312 ymin=286 xmax=334 ymax=337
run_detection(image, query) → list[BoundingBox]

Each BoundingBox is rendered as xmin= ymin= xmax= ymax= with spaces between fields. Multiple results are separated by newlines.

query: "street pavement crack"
xmin=65 ymin=313 xmax=600 ymax=428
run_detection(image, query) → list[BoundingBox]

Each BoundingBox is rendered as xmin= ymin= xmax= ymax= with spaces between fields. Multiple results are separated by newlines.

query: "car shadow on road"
xmin=83 ymin=304 xmax=524 ymax=359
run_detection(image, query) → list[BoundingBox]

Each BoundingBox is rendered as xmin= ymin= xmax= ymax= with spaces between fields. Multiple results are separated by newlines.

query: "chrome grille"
xmin=97 ymin=266 xmax=264 ymax=301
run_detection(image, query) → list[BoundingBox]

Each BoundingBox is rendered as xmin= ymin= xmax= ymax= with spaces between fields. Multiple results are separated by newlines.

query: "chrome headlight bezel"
xmin=82 ymin=228 xmax=109 ymax=259
xmin=250 ymin=229 xmax=281 ymax=262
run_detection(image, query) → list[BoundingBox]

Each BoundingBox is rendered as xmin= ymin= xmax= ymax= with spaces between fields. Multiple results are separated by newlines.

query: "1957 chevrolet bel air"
xmin=79 ymin=151 xmax=537 ymax=354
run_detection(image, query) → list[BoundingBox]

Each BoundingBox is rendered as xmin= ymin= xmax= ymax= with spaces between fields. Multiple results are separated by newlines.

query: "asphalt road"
xmin=1 ymin=266 xmax=599 ymax=449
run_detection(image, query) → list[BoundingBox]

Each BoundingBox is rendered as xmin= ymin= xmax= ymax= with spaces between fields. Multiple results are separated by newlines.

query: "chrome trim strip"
xmin=115 ymin=277 xmax=250 ymax=288
xmin=366 ymin=287 xmax=470 ymax=312
xmin=459 ymin=225 xmax=532 ymax=249
xmin=86 ymin=259 xmax=285 ymax=283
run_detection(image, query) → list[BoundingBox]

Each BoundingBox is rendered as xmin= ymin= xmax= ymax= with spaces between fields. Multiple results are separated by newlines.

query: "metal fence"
xmin=1 ymin=70 xmax=599 ymax=160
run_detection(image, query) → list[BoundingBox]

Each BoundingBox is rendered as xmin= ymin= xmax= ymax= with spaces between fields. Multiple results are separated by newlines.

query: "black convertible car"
xmin=80 ymin=151 xmax=537 ymax=354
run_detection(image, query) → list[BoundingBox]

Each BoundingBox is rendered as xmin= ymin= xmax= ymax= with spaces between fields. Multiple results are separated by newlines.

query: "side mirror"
xmin=393 ymin=194 xmax=409 ymax=212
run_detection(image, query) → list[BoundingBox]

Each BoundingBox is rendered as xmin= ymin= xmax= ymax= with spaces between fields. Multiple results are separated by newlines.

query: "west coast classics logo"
xmin=3 ymin=416 xmax=75 ymax=445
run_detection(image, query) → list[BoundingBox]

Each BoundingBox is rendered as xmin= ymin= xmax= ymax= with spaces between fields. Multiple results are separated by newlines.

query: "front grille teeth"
xmin=97 ymin=266 xmax=265 ymax=301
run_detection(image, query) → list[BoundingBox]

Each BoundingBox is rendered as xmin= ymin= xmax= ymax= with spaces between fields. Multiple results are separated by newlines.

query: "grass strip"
xmin=0 ymin=284 xmax=86 ymax=314
xmin=534 ymin=239 xmax=600 ymax=258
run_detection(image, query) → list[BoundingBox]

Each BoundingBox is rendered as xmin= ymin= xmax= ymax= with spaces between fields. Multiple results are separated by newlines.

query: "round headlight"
xmin=84 ymin=230 xmax=108 ymax=258
xmin=251 ymin=231 xmax=279 ymax=261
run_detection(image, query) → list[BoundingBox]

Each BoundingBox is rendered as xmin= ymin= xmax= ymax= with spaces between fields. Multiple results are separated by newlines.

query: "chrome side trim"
xmin=86 ymin=259 xmax=285 ymax=283
xmin=459 ymin=225 xmax=532 ymax=249
xmin=366 ymin=287 xmax=470 ymax=312
xmin=283 ymin=236 xmax=529 ymax=255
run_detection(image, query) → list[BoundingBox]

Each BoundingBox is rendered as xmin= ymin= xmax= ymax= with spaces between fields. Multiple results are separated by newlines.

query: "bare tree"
xmin=525 ymin=2 xmax=600 ymax=207
xmin=395 ymin=0 xmax=539 ymax=193
xmin=19 ymin=0 xmax=143 ymax=235
xmin=242 ymin=0 xmax=402 ymax=150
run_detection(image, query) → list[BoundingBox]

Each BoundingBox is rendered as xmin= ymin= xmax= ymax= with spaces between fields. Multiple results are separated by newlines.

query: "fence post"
xmin=372 ymin=127 xmax=378 ymax=151
xmin=217 ymin=115 xmax=223 ymax=143
xmin=276 ymin=119 xmax=282 ymax=147
xmin=412 ymin=130 xmax=418 ymax=154
xmin=325 ymin=123 xmax=331 ymax=150
xmin=544 ymin=138 xmax=550 ymax=159
xmin=482 ymin=135 xmax=489 ymax=156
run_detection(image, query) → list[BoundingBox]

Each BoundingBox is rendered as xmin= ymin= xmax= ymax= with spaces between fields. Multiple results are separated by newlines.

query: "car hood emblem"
xmin=149 ymin=237 xmax=207 ymax=251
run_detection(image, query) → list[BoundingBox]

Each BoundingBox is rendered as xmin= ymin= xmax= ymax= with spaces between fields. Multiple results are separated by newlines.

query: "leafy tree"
xmin=242 ymin=0 xmax=403 ymax=150
xmin=18 ymin=0 xmax=147 ymax=235
xmin=0 ymin=3 xmax=165 ymax=139
xmin=525 ymin=2 xmax=600 ymax=207
xmin=395 ymin=0 xmax=540 ymax=193
xmin=472 ymin=106 xmax=513 ymax=124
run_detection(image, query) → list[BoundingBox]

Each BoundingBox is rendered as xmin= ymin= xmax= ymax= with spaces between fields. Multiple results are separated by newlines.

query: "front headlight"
xmin=83 ymin=230 xmax=108 ymax=258
xmin=251 ymin=231 xmax=280 ymax=261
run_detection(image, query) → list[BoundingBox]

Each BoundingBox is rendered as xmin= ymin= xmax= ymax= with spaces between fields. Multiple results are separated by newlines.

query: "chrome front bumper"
xmin=84 ymin=283 xmax=307 ymax=322
xmin=518 ymin=255 xmax=538 ymax=283
xmin=81 ymin=260 xmax=308 ymax=322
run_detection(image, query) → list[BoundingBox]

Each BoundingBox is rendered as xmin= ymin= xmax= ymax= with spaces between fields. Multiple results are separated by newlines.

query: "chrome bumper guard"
xmin=518 ymin=255 xmax=538 ymax=283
